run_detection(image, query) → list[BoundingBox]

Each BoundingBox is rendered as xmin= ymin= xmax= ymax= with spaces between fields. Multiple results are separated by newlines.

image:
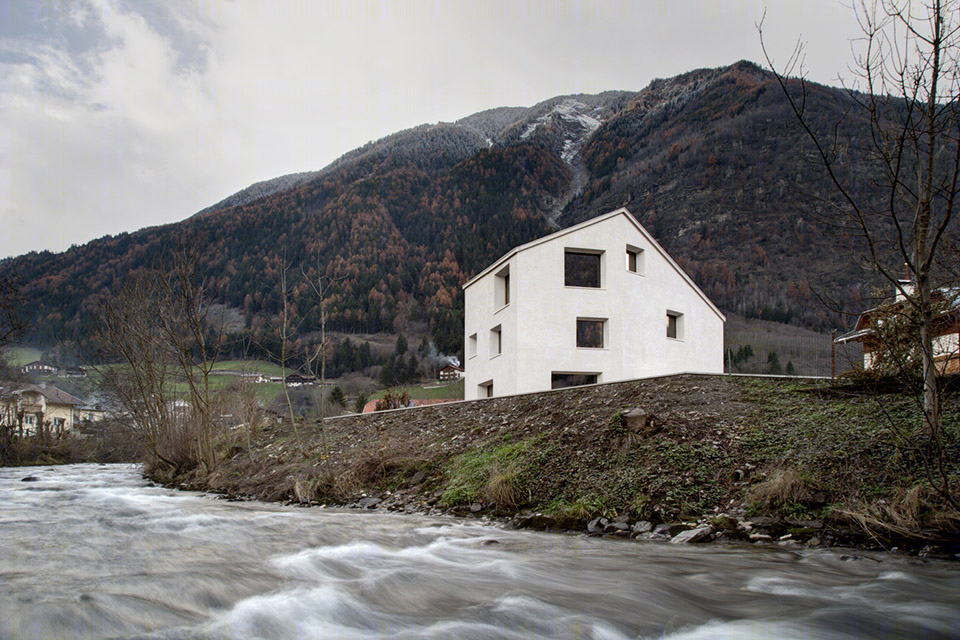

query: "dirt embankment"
xmin=162 ymin=374 xmax=959 ymax=557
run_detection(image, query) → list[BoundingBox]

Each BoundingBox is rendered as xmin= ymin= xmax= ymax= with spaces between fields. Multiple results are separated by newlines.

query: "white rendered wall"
xmin=464 ymin=212 xmax=724 ymax=399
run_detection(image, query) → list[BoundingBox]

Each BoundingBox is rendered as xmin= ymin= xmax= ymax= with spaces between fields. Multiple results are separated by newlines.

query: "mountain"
xmin=1 ymin=61 xmax=884 ymax=362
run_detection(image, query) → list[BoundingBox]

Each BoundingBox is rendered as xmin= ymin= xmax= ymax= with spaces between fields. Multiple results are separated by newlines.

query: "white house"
xmin=462 ymin=208 xmax=725 ymax=400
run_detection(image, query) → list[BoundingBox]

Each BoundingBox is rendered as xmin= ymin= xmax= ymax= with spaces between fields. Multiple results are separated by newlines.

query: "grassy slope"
xmin=3 ymin=346 xmax=42 ymax=367
xmin=191 ymin=375 xmax=957 ymax=547
xmin=369 ymin=380 xmax=464 ymax=401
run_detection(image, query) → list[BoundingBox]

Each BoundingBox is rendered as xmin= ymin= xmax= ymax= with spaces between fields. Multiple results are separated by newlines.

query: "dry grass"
xmin=293 ymin=475 xmax=320 ymax=503
xmin=484 ymin=463 xmax=519 ymax=509
xmin=748 ymin=468 xmax=812 ymax=510
xmin=842 ymin=485 xmax=960 ymax=540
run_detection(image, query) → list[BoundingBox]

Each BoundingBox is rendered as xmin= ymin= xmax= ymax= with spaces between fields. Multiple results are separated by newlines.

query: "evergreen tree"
xmin=395 ymin=334 xmax=408 ymax=357
xmin=354 ymin=392 xmax=368 ymax=414
xmin=380 ymin=358 xmax=395 ymax=387
xmin=766 ymin=350 xmax=782 ymax=375
xmin=406 ymin=354 xmax=418 ymax=383
xmin=359 ymin=341 xmax=372 ymax=369
xmin=328 ymin=386 xmax=346 ymax=409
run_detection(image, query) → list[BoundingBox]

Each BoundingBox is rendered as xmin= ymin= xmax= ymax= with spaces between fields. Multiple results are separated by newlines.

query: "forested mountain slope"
xmin=2 ymin=61 xmax=885 ymax=360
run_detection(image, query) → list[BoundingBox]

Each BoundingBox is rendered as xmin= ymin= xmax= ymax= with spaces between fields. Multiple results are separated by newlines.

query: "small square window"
xmin=667 ymin=311 xmax=683 ymax=339
xmin=577 ymin=318 xmax=606 ymax=348
xmin=479 ymin=380 xmax=494 ymax=398
xmin=565 ymin=250 xmax=602 ymax=288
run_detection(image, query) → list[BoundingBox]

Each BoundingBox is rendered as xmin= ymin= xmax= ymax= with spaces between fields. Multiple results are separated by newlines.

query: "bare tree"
xmin=0 ymin=277 xmax=25 ymax=348
xmin=155 ymin=243 xmax=225 ymax=473
xmin=94 ymin=272 xmax=185 ymax=474
xmin=94 ymin=243 xmax=227 ymax=477
xmin=303 ymin=260 xmax=346 ymax=477
xmin=761 ymin=0 xmax=960 ymax=512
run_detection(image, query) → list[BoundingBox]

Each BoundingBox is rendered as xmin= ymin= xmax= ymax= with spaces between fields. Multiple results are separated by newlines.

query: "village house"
xmin=0 ymin=382 xmax=85 ymax=436
xmin=462 ymin=208 xmax=725 ymax=400
xmin=438 ymin=364 xmax=465 ymax=382
xmin=835 ymin=281 xmax=959 ymax=375
xmin=20 ymin=361 xmax=59 ymax=375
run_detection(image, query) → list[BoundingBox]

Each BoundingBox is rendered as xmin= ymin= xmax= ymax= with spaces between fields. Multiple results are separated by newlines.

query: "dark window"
xmin=496 ymin=267 xmax=510 ymax=306
xmin=667 ymin=312 xmax=682 ymax=339
xmin=577 ymin=319 xmax=605 ymax=348
xmin=628 ymin=249 xmax=637 ymax=272
xmin=565 ymin=251 xmax=601 ymax=287
xmin=551 ymin=373 xmax=599 ymax=389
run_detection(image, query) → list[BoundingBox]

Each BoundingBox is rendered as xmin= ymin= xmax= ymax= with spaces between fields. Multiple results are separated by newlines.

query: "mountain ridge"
xmin=2 ymin=60 xmax=883 ymax=363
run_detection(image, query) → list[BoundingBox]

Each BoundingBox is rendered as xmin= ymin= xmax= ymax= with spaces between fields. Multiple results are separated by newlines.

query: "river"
xmin=0 ymin=464 xmax=957 ymax=639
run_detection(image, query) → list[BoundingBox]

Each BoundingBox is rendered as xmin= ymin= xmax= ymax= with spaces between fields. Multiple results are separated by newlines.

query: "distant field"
xmin=3 ymin=346 xmax=42 ymax=367
xmin=211 ymin=359 xmax=287 ymax=377
xmin=724 ymin=313 xmax=861 ymax=377
xmin=370 ymin=379 xmax=464 ymax=402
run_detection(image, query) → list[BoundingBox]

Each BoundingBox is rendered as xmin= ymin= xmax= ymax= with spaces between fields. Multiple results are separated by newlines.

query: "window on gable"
xmin=577 ymin=318 xmax=606 ymax=348
xmin=667 ymin=311 xmax=683 ymax=339
xmin=495 ymin=265 xmax=510 ymax=307
xmin=626 ymin=245 xmax=644 ymax=274
xmin=490 ymin=325 xmax=502 ymax=356
xmin=565 ymin=250 xmax=602 ymax=288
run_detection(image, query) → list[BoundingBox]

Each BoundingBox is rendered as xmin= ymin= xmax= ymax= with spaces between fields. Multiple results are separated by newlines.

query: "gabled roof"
xmin=834 ymin=287 xmax=960 ymax=344
xmin=2 ymin=383 xmax=84 ymax=406
xmin=462 ymin=207 xmax=726 ymax=322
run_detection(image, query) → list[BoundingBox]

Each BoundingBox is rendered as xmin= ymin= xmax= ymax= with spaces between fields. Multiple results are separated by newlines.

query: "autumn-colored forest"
xmin=1 ymin=61 xmax=899 ymax=369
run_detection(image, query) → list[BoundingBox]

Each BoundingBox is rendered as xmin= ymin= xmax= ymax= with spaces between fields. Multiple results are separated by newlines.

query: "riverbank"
xmin=154 ymin=374 xmax=960 ymax=558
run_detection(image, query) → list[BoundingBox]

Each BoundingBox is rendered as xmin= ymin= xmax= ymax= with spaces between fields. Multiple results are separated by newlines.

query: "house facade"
xmin=462 ymin=208 xmax=725 ymax=400
xmin=0 ymin=383 xmax=85 ymax=435
xmin=438 ymin=364 xmax=465 ymax=382
xmin=835 ymin=282 xmax=960 ymax=375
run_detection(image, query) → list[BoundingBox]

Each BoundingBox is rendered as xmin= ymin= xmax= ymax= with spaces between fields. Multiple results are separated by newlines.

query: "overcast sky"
xmin=0 ymin=0 xmax=865 ymax=259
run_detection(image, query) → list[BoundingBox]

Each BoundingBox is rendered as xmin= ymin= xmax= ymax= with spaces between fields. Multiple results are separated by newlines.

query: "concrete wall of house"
xmin=464 ymin=211 xmax=724 ymax=400
xmin=464 ymin=253 xmax=519 ymax=398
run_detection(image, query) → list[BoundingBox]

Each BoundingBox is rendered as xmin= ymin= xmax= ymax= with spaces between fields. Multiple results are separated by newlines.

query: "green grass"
xmin=370 ymin=379 xmax=464 ymax=401
xmin=211 ymin=359 xmax=287 ymax=376
xmin=440 ymin=437 xmax=536 ymax=507
xmin=3 ymin=346 xmax=43 ymax=367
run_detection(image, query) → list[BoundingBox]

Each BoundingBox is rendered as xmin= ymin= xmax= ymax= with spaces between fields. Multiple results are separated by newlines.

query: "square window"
xmin=565 ymin=250 xmax=602 ymax=287
xmin=577 ymin=318 xmax=605 ymax=348
xmin=479 ymin=380 xmax=494 ymax=397
xmin=667 ymin=311 xmax=683 ymax=339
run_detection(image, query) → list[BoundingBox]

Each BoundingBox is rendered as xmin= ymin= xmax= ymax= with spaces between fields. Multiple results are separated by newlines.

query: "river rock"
xmin=20 ymin=476 xmax=38 ymax=482
xmin=603 ymin=521 xmax=630 ymax=535
xmin=632 ymin=521 xmax=653 ymax=534
xmin=526 ymin=514 xmax=557 ymax=530
xmin=669 ymin=525 xmax=714 ymax=544
xmin=469 ymin=503 xmax=483 ymax=513
xmin=358 ymin=496 xmax=382 ymax=509
xmin=587 ymin=517 xmax=608 ymax=534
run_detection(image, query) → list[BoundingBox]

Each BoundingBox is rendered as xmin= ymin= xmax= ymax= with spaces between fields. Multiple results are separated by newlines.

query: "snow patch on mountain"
xmin=520 ymin=99 xmax=602 ymax=164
